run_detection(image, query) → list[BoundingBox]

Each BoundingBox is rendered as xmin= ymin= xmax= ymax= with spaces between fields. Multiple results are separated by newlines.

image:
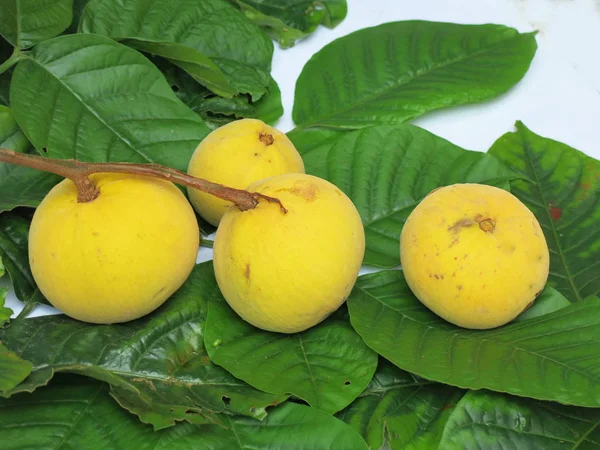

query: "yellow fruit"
xmin=400 ymin=183 xmax=549 ymax=329
xmin=213 ymin=173 xmax=365 ymax=333
xmin=29 ymin=174 xmax=199 ymax=324
xmin=187 ymin=118 xmax=305 ymax=226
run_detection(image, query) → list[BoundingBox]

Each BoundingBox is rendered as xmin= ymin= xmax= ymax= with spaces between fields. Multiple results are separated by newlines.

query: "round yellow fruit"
xmin=187 ymin=118 xmax=305 ymax=226
xmin=400 ymin=183 xmax=549 ymax=329
xmin=29 ymin=174 xmax=199 ymax=324
xmin=213 ymin=173 xmax=365 ymax=333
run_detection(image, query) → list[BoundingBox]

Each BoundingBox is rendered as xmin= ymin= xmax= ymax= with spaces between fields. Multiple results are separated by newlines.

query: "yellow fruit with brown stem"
xmin=187 ymin=119 xmax=305 ymax=226
xmin=213 ymin=173 xmax=365 ymax=333
xmin=29 ymin=174 xmax=199 ymax=324
xmin=400 ymin=183 xmax=550 ymax=329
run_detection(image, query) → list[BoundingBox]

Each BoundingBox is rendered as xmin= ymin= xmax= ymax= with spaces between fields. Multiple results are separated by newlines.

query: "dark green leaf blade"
xmin=438 ymin=390 xmax=600 ymax=450
xmin=348 ymin=269 xmax=600 ymax=407
xmin=0 ymin=342 xmax=32 ymax=395
xmin=205 ymin=285 xmax=378 ymax=414
xmin=489 ymin=122 xmax=600 ymax=302
xmin=0 ymin=105 xmax=61 ymax=212
xmin=234 ymin=0 xmax=348 ymax=48
xmin=295 ymin=124 xmax=517 ymax=267
xmin=0 ymin=213 xmax=46 ymax=311
xmin=0 ymin=375 xmax=369 ymax=450
xmin=337 ymin=359 xmax=464 ymax=450
xmin=0 ymin=0 xmax=73 ymax=49
xmin=80 ymin=0 xmax=273 ymax=100
xmin=10 ymin=34 xmax=209 ymax=171
xmin=293 ymin=21 xmax=536 ymax=129
xmin=0 ymin=262 xmax=287 ymax=429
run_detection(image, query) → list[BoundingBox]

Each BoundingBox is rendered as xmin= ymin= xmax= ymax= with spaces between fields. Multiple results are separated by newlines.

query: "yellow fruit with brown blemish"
xmin=400 ymin=183 xmax=550 ymax=329
xmin=213 ymin=173 xmax=365 ymax=333
xmin=187 ymin=118 xmax=305 ymax=226
xmin=28 ymin=174 xmax=199 ymax=324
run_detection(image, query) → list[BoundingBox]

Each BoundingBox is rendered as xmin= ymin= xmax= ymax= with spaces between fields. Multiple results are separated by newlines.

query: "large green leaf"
xmin=80 ymin=0 xmax=273 ymax=100
xmin=0 ymin=0 xmax=72 ymax=49
xmin=0 ymin=213 xmax=46 ymax=314
xmin=292 ymin=124 xmax=517 ymax=267
xmin=160 ymin=60 xmax=283 ymax=128
xmin=0 ymin=343 xmax=31 ymax=395
xmin=292 ymin=21 xmax=536 ymax=129
xmin=0 ymin=262 xmax=287 ymax=429
xmin=234 ymin=0 xmax=347 ymax=48
xmin=337 ymin=359 xmax=464 ymax=450
xmin=489 ymin=122 xmax=600 ymax=302
xmin=10 ymin=34 xmax=209 ymax=171
xmin=348 ymin=269 xmax=600 ymax=407
xmin=205 ymin=284 xmax=378 ymax=414
xmin=0 ymin=375 xmax=369 ymax=450
xmin=438 ymin=390 xmax=600 ymax=449
xmin=0 ymin=106 xmax=61 ymax=212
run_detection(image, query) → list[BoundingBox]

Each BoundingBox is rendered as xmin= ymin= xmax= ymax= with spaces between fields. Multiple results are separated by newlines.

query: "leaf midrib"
xmin=522 ymin=143 xmax=582 ymax=302
xmin=299 ymin=30 xmax=529 ymax=128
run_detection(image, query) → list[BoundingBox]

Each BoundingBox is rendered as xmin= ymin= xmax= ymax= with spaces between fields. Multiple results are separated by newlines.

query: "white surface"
xmin=5 ymin=0 xmax=600 ymax=317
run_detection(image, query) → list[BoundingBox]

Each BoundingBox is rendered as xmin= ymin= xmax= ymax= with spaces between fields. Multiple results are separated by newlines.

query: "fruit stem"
xmin=0 ymin=149 xmax=288 ymax=213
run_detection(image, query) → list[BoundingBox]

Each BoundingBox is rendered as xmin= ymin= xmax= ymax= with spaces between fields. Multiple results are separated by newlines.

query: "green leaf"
xmin=10 ymin=34 xmax=209 ymax=171
xmin=0 ymin=0 xmax=73 ymax=49
xmin=489 ymin=122 xmax=600 ymax=302
xmin=0 ymin=262 xmax=287 ymax=429
xmin=337 ymin=359 xmax=464 ymax=450
xmin=0 ymin=70 xmax=9 ymax=106
xmin=293 ymin=21 xmax=537 ymax=129
xmin=294 ymin=124 xmax=517 ymax=267
xmin=205 ymin=284 xmax=378 ymax=414
xmin=234 ymin=0 xmax=347 ymax=48
xmin=348 ymin=269 xmax=600 ymax=408
xmin=0 ymin=342 xmax=31 ymax=395
xmin=0 ymin=105 xmax=61 ymax=212
xmin=0 ymin=213 xmax=46 ymax=313
xmin=0 ymin=286 xmax=11 ymax=326
xmin=514 ymin=286 xmax=571 ymax=322
xmin=0 ymin=375 xmax=369 ymax=450
xmin=160 ymin=60 xmax=283 ymax=127
xmin=80 ymin=0 xmax=273 ymax=100
xmin=438 ymin=390 xmax=600 ymax=449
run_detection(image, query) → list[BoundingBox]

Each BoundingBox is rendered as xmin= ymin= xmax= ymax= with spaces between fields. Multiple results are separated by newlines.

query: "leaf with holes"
xmin=348 ymin=269 xmax=600 ymax=407
xmin=0 ymin=0 xmax=72 ymax=49
xmin=438 ymin=390 xmax=600 ymax=449
xmin=0 ymin=375 xmax=368 ymax=450
xmin=0 ymin=213 xmax=47 ymax=314
xmin=205 ymin=282 xmax=378 ymax=414
xmin=0 ymin=262 xmax=287 ymax=429
xmin=10 ymin=34 xmax=209 ymax=171
xmin=234 ymin=0 xmax=348 ymax=48
xmin=80 ymin=0 xmax=273 ymax=99
xmin=489 ymin=122 xmax=600 ymax=302
xmin=337 ymin=359 xmax=464 ymax=450
xmin=0 ymin=106 xmax=61 ymax=212
xmin=160 ymin=60 xmax=283 ymax=127
xmin=293 ymin=124 xmax=517 ymax=267
xmin=293 ymin=21 xmax=537 ymax=129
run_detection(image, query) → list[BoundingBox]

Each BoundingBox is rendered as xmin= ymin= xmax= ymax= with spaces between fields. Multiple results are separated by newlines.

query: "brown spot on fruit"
xmin=449 ymin=238 xmax=459 ymax=248
xmin=549 ymin=205 xmax=562 ymax=221
xmin=434 ymin=275 xmax=439 ymax=279
xmin=244 ymin=264 xmax=251 ymax=282
xmin=288 ymin=181 xmax=318 ymax=202
xmin=452 ymin=272 xmax=456 ymax=277
xmin=457 ymin=285 xmax=462 ymax=291
xmin=259 ymin=133 xmax=274 ymax=146
xmin=478 ymin=218 xmax=495 ymax=233
xmin=448 ymin=219 xmax=474 ymax=232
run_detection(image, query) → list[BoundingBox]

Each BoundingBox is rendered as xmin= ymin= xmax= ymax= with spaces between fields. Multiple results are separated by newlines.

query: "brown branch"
xmin=0 ymin=149 xmax=287 ymax=213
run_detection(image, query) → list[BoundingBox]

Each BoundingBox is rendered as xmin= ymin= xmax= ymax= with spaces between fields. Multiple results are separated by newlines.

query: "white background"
xmin=5 ymin=0 xmax=600 ymax=317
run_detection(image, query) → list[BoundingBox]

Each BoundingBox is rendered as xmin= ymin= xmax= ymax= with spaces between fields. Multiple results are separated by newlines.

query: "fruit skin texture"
xmin=187 ymin=118 xmax=305 ymax=226
xmin=400 ymin=183 xmax=550 ymax=330
xmin=213 ymin=173 xmax=365 ymax=333
xmin=29 ymin=174 xmax=199 ymax=324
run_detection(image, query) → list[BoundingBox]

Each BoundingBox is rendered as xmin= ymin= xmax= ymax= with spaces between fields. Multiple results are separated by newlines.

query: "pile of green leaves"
xmin=1 ymin=1 xmax=599 ymax=448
